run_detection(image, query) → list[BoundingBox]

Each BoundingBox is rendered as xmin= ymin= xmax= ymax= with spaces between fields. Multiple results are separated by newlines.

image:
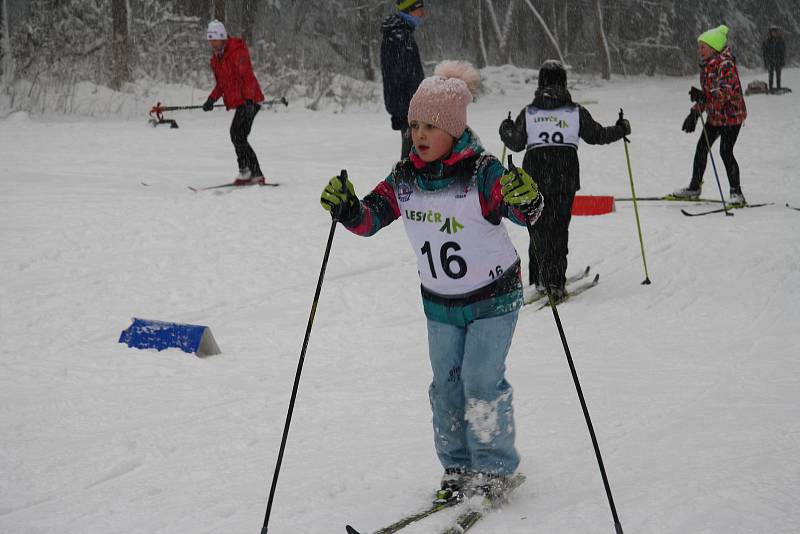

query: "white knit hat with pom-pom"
xmin=207 ymin=20 xmax=227 ymax=40
xmin=408 ymin=60 xmax=482 ymax=138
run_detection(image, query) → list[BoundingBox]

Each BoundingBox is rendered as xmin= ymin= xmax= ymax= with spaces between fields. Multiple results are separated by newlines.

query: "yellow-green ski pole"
xmin=619 ymin=109 xmax=651 ymax=285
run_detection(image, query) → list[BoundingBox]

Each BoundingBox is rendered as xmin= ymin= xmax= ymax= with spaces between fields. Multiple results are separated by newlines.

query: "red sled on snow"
xmin=571 ymin=195 xmax=615 ymax=216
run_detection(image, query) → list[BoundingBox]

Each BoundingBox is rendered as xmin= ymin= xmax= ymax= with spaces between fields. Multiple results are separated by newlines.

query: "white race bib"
xmin=525 ymin=106 xmax=580 ymax=149
xmin=396 ymin=172 xmax=519 ymax=296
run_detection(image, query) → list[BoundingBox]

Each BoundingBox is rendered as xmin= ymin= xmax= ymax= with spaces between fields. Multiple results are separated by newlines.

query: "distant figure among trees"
xmin=762 ymin=26 xmax=786 ymax=93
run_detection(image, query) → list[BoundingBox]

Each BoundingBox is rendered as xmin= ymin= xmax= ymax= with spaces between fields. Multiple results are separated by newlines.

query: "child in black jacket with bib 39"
xmin=499 ymin=60 xmax=628 ymax=300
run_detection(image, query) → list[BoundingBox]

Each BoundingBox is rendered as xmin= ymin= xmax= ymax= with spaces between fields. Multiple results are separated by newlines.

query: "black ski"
xmin=188 ymin=180 xmax=279 ymax=192
xmin=523 ymin=266 xmax=591 ymax=306
xmin=787 ymin=203 xmax=800 ymax=211
xmin=537 ymin=274 xmax=600 ymax=310
xmin=615 ymin=195 xmax=722 ymax=203
xmin=345 ymin=490 xmax=464 ymax=534
xmin=441 ymin=474 xmax=527 ymax=534
xmin=680 ymin=202 xmax=772 ymax=217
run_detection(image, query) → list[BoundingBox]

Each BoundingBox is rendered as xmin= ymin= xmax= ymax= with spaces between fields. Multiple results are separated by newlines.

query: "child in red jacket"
xmin=203 ymin=20 xmax=266 ymax=185
xmin=672 ymin=25 xmax=747 ymax=206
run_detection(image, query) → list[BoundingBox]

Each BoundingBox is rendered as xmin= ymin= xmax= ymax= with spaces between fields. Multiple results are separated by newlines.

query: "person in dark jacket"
xmin=380 ymin=0 xmax=426 ymax=158
xmin=499 ymin=60 xmax=628 ymax=300
xmin=202 ymin=20 xmax=266 ymax=185
xmin=763 ymin=26 xmax=786 ymax=92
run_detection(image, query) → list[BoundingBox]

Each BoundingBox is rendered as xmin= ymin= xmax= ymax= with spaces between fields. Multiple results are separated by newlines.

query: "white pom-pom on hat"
xmin=434 ymin=60 xmax=482 ymax=98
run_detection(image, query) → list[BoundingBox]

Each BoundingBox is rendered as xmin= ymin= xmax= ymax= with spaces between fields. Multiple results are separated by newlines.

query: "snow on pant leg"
xmin=690 ymin=123 xmax=722 ymax=190
xmin=426 ymin=318 xmax=471 ymax=471
xmin=460 ymin=311 xmax=520 ymax=476
xmin=719 ymin=125 xmax=742 ymax=191
xmin=230 ymin=105 xmax=263 ymax=177
xmin=529 ymin=184 xmax=575 ymax=289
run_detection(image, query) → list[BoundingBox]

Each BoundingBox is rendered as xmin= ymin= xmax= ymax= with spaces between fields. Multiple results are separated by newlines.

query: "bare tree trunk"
xmin=477 ymin=0 xmax=489 ymax=68
xmin=110 ymin=0 xmax=130 ymax=90
xmin=521 ymin=0 xmax=565 ymax=65
xmin=242 ymin=0 xmax=256 ymax=44
xmin=562 ymin=1 xmax=568 ymax=57
xmin=0 ymin=0 xmax=11 ymax=85
xmin=179 ymin=0 xmax=210 ymax=19
xmin=213 ymin=0 xmax=225 ymax=22
xmin=355 ymin=0 xmax=375 ymax=80
xmin=592 ymin=0 xmax=611 ymax=79
xmin=481 ymin=0 xmax=516 ymax=64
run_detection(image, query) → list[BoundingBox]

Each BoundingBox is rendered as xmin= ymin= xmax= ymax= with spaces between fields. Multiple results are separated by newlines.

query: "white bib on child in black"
xmin=525 ymin=106 xmax=580 ymax=149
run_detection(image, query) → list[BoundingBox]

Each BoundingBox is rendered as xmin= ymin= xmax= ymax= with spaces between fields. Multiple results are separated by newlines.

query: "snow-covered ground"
xmin=1 ymin=68 xmax=799 ymax=534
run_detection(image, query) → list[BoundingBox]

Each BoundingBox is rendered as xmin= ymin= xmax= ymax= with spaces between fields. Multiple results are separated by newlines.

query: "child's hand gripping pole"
xmin=320 ymin=170 xmax=357 ymax=223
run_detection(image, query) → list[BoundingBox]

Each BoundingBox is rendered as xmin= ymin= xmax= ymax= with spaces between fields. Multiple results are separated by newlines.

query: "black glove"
xmin=391 ymin=115 xmax=407 ymax=131
xmin=689 ymin=86 xmax=706 ymax=104
xmin=616 ymin=117 xmax=631 ymax=136
xmin=499 ymin=117 xmax=516 ymax=140
xmin=682 ymin=109 xmax=700 ymax=133
xmin=202 ymin=99 xmax=215 ymax=112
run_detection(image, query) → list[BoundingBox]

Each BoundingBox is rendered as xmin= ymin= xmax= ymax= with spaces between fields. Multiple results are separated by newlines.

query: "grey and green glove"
xmin=500 ymin=168 xmax=540 ymax=214
xmin=320 ymin=174 xmax=359 ymax=221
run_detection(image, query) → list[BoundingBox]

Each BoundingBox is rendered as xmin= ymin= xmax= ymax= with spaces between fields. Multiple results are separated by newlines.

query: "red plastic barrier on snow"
xmin=571 ymin=195 xmax=615 ymax=216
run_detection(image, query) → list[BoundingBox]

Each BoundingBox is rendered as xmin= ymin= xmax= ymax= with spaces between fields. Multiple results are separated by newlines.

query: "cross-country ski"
xmin=187 ymin=179 xmax=280 ymax=192
xmin=680 ymin=202 xmax=773 ymax=217
xmin=523 ymin=265 xmax=591 ymax=305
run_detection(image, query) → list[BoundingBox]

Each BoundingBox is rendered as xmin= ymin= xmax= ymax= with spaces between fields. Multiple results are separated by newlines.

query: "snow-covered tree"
xmin=110 ymin=0 xmax=130 ymax=90
xmin=0 ymin=0 xmax=13 ymax=85
xmin=129 ymin=0 xmax=207 ymax=84
xmin=3 ymin=0 xmax=799 ymax=113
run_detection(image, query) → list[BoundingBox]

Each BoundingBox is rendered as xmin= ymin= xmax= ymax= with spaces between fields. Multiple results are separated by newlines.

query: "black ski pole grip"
xmin=507 ymin=154 xmax=517 ymax=173
xmin=332 ymin=170 xmax=348 ymax=222
xmin=619 ymin=108 xmax=630 ymax=144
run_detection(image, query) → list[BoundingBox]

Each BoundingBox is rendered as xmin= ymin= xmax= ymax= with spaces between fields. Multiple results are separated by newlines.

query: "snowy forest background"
xmin=0 ymin=0 xmax=798 ymax=115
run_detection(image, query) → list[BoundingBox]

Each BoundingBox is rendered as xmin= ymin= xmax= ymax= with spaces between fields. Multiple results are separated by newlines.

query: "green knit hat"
xmin=396 ymin=0 xmax=424 ymax=12
xmin=698 ymin=25 xmax=729 ymax=52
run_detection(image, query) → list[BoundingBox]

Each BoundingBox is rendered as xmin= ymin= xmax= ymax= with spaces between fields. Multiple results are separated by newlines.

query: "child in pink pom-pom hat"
xmin=317 ymin=60 xmax=545 ymax=497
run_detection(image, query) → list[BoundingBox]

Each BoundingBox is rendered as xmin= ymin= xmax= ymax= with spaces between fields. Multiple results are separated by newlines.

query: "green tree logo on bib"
xmin=439 ymin=217 xmax=465 ymax=234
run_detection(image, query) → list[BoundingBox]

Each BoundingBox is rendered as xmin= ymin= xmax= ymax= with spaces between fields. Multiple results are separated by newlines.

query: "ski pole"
xmin=508 ymin=155 xmax=624 ymax=534
xmin=698 ymin=113 xmax=732 ymax=216
xmin=150 ymin=102 xmax=224 ymax=113
xmin=500 ymin=111 xmax=511 ymax=164
xmin=261 ymin=170 xmax=347 ymax=534
xmin=619 ymin=109 xmax=651 ymax=285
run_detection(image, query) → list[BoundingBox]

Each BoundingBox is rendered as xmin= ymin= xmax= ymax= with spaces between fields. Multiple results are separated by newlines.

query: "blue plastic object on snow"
xmin=118 ymin=318 xmax=221 ymax=357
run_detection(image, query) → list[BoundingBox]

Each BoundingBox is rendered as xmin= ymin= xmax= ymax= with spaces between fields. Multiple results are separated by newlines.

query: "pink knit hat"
xmin=408 ymin=61 xmax=481 ymax=138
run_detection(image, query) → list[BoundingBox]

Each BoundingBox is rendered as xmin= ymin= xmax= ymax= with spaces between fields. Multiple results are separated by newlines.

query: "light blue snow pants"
xmin=426 ymin=311 xmax=520 ymax=476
